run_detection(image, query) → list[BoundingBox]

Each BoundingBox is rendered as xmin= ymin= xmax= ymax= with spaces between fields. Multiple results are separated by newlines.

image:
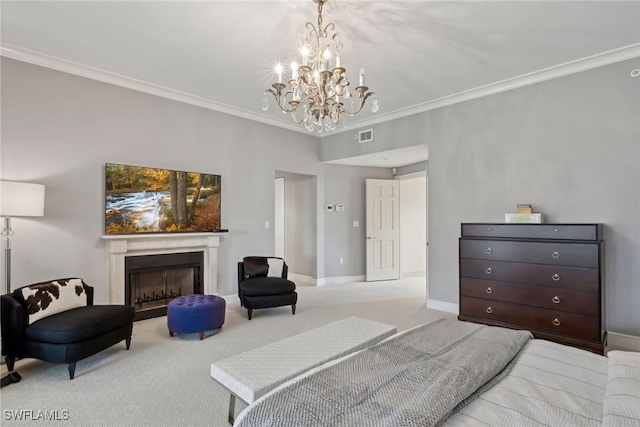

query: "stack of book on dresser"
xmin=505 ymin=204 xmax=543 ymax=223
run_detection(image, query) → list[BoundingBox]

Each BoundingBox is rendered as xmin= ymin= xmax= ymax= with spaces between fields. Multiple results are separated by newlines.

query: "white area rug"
xmin=1 ymin=278 xmax=453 ymax=427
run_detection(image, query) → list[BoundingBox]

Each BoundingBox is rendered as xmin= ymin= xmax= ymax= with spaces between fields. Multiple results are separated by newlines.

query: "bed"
xmin=234 ymin=319 xmax=640 ymax=427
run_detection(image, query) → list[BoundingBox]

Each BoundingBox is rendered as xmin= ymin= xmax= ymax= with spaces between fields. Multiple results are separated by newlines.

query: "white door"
xmin=274 ymin=177 xmax=285 ymax=258
xmin=366 ymin=179 xmax=400 ymax=281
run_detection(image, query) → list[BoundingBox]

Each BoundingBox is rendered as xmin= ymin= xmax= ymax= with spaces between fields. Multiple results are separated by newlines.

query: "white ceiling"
xmin=1 ymin=1 xmax=639 ymax=167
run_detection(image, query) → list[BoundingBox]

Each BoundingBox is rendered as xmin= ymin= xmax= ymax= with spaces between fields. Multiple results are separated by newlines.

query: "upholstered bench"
xmin=211 ymin=316 xmax=397 ymax=424
xmin=167 ymin=295 xmax=225 ymax=340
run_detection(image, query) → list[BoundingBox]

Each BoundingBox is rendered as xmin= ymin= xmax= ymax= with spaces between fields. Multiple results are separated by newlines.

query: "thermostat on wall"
xmin=325 ymin=205 xmax=334 ymax=211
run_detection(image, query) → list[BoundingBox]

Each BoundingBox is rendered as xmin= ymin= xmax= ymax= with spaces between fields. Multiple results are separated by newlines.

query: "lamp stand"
xmin=1 ymin=216 xmax=20 ymax=387
xmin=2 ymin=216 xmax=13 ymax=293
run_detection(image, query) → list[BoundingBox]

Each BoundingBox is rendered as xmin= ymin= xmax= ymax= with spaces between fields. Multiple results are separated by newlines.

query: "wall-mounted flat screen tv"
xmin=105 ymin=163 xmax=221 ymax=234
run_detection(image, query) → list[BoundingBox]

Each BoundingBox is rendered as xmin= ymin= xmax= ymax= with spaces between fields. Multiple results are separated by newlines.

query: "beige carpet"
xmin=0 ymin=278 xmax=455 ymax=427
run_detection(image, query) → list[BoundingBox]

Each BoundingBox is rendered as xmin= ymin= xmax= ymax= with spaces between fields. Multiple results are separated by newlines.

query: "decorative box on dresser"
xmin=458 ymin=223 xmax=605 ymax=354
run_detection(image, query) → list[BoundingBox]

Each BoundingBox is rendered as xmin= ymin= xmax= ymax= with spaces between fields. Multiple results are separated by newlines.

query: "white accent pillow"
xmin=19 ymin=278 xmax=87 ymax=325
xmin=266 ymin=258 xmax=285 ymax=278
xmin=602 ymin=350 xmax=640 ymax=426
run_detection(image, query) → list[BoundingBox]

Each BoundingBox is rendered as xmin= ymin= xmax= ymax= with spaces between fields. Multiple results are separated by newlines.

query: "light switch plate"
xmin=353 ymin=220 xmax=359 ymax=227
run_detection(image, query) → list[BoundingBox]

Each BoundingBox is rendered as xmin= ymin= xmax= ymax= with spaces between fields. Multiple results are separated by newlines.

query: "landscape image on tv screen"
xmin=105 ymin=163 xmax=221 ymax=234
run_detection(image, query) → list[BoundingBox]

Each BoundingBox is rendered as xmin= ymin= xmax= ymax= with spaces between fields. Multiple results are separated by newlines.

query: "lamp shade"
xmin=0 ymin=181 xmax=46 ymax=217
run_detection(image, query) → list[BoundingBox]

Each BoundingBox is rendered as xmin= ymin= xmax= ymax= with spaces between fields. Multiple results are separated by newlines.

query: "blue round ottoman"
xmin=167 ymin=295 xmax=225 ymax=340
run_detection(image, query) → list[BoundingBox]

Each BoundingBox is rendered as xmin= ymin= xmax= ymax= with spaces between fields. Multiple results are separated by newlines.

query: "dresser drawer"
xmin=460 ymin=277 xmax=598 ymax=315
xmin=461 ymin=224 xmax=601 ymax=241
xmin=460 ymin=296 xmax=600 ymax=340
xmin=460 ymin=258 xmax=599 ymax=291
xmin=460 ymin=239 xmax=599 ymax=268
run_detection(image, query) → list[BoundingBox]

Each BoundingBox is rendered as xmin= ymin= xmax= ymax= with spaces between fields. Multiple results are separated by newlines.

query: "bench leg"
xmin=228 ymin=394 xmax=236 ymax=425
xmin=199 ymin=331 xmax=204 ymax=340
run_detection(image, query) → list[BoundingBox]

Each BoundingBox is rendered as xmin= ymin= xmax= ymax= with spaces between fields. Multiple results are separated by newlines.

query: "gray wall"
xmin=397 ymin=161 xmax=428 ymax=176
xmin=324 ymin=164 xmax=393 ymax=277
xmin=0 ymin=58 xmax=327 ymax=299
xmin=321 ymin=114 xmax=428 ymax=162
xmin=274 ymin=171 xmax=317 ymax=277
xmin=321 ymin=59 xmax=640 ymax=336
xmin=0 ymin=58 xmax=398 ymax=299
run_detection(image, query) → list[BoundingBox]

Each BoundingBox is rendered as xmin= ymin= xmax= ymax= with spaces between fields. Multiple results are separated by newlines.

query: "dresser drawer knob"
xmin=485 ymin=248 xmax=493 ymax=254
xmin=554 ymin=229 xmax=559 ymax=233
xmin=486 ymin=307 xmax=493 ymax=314
xmin=552 ymin=251 xmax=560 ymax=259
xmin=552 ymin=318 xmax=561 ymax=326
xmin=485 ymin=267 xmax=493 ymax=274
xmin=552 ymin=274 xmax=560 ymax=281
xmin=487 ymin=227 xmax=492 ymax=231
xmin=552 ymin=296 xmax=560 ymax=304
xmin=486 ymin=287 xmax=493 ymax=294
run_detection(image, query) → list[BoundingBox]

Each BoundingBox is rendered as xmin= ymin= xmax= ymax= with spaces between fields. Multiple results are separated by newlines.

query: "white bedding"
xmin=445 ymin=339 xmax=607 ymax=426
xmin=235 ymin=329 xmax=638 ymax=427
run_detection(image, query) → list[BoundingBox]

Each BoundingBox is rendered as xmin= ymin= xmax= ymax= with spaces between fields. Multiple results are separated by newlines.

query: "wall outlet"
xmin=353 ymin=220 xmax=359 ymax=227
xmin=339 ymin=257 xmax=344 ymax=264
xmin=264 ymin=221 xmax=270 ymax=229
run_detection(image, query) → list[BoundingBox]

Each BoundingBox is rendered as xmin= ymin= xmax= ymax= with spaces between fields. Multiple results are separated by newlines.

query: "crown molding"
xmin=329 ymin=43 xmax=640 ymax=136
xmin=2 ymin=42 xmax=638 ymax=138
xmin=0 ymin=43 xmax=310 ymax=136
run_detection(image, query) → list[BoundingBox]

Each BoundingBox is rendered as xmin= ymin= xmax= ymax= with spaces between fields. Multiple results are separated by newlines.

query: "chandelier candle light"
xmin=262 ymin=0 xmax=378 ymax=133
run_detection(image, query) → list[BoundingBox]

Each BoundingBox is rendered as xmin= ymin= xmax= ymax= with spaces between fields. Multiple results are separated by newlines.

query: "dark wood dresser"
xmin=458 ymin=223 xmax=605 ymax=354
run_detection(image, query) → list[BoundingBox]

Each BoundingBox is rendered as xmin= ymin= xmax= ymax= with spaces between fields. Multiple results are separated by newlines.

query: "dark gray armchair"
xmin=237 ymin=257 xmax=297 ymax=320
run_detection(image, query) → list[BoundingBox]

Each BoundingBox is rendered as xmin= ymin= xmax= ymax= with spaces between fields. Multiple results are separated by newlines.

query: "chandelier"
xmin=262 ymin=0 xmax=378 ymax=133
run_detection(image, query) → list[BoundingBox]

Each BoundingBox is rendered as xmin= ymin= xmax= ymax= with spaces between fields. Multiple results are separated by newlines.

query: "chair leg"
xmin=292 ymin=304 xmax=296 ymax=315
xmin=5 ymin=356 xmax=15 ymax=372
xmin=126 ymin=335 xmax=132 ymax=349
xmin=247 ymin=309 xmax=253 ymax=320
xmin=68 ymin=363 xmax=76 ymax=380
xmin=169 ymin=330 xmax=174 ymax=337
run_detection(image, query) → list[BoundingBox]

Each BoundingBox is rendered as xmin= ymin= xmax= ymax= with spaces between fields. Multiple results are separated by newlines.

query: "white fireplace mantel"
xmin=101 ymin=233 xmax=221 ymax=304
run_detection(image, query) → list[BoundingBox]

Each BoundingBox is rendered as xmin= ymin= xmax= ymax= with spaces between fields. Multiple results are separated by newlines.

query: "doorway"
xmin=398 ymin=174 xmax=428 ymax=281
xmin=274 ymin=171 xmax=317 ymax=284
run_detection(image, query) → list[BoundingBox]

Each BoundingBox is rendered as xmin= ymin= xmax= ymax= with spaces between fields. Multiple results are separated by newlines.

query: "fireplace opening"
xmin=125 ymin=251 xmax=204 ymax=321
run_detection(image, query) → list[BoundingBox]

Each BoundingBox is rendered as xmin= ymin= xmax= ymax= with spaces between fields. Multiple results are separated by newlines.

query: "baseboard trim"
xmin=220 ymin=293 xmax=240 ymax=305
xmin=401 ymin=271 xmax=427 ymax=278
xmin=426 ymin=299 xmax=459 ymax=315
xmin=607 ymin=331 xmax=640 ymax=352
xmin=316 ymin=275 xmax=366 ymax=286
xmin=288 ymin=273 xmax=317 ymax=286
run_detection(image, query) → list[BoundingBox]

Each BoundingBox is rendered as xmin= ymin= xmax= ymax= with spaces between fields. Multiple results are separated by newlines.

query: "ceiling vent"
xmin=358 ymin=129 xmax=373 ymax=143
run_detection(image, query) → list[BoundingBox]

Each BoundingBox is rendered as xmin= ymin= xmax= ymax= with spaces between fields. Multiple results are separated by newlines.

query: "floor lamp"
xmin=0 ymin=180 xmax=46 ymax=387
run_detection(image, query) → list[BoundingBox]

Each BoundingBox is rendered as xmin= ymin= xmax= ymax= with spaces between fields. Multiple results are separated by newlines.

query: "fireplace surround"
xmin=126 ymin=251 xmax=204 ymax=320
xmin=101 ymin=233 xmax=220 ymax=308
